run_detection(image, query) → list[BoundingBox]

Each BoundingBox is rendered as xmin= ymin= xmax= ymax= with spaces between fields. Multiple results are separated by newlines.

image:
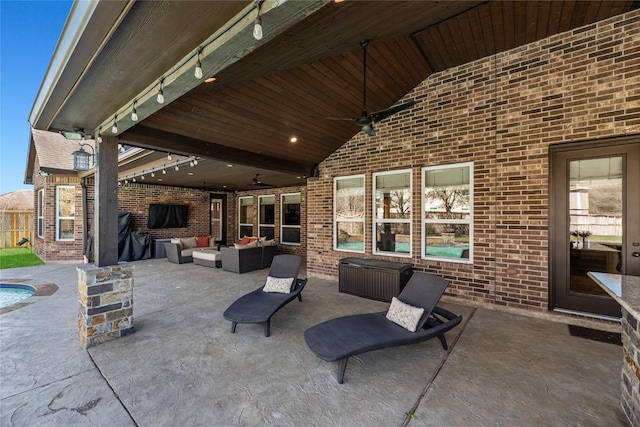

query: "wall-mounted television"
xmin=147 ymin=204 xmax=188 ymax=228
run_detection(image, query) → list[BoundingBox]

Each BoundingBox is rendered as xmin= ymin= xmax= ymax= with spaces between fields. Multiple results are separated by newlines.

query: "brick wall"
xmin=306 ymin=11 xmax=640 ymax=313
xmin=33 ymin=160 xmax=85 ymax=261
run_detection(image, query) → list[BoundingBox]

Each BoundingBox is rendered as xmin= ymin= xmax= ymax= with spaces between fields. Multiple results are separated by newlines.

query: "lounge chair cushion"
xmin=386 ymin=297 xmax=424 ymax=332
xmin=263 ymin=276 xmax=294 ymax=293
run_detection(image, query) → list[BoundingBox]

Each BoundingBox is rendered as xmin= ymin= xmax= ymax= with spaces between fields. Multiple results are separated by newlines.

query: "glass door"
xmin=551 ymin=140 xmax=639 ymax=317
xmin=210 ymin=197 xmax=224 ymax=244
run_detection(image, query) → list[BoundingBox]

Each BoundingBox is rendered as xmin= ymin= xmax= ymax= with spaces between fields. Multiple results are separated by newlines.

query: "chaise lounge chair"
xmin=223 ymin=254 xmax=307 ymax=337
xmin=304 ymin=272 xmax=462 ymax=383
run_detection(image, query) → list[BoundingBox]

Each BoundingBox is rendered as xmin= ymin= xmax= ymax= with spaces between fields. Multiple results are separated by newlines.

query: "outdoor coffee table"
xmin=192 ymin=249 xmax=222 ymax=268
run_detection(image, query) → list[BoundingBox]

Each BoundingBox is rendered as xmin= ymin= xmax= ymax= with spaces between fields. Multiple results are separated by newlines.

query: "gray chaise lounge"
xmin=223 ymin=254 xmax=307 ymax=337
xmin=304 ymin=272 xmax=462 ymax=383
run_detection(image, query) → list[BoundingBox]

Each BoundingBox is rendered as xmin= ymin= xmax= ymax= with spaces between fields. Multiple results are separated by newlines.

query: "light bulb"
xmin=162 ymin=165 xmax=167 ymax=174
xmin=195 ymin=60 xmax=203 ymax=79
xmin=157 ymin=88 xmax=164 ymax=104
xmin=190 ymin=159 xmax=195 ymax=167
xmin=112 ymin=122 xmax=118 ymax=134
xmin=96 ymin=133 xmax=102 ymax=143
xmin=253 ymin=17 xmax=263 ymax=40
xmin=141 ymin=174 xmax=145 ymax=180
xmin=131 ymin=108 xmax=138 ymax=122
xmin=175 ymin=162 xmax=179 ymax=171
xmin=167 ymin=153 xmax=172 ymax=160
xmin=151 ymin=171 xmax=155 ymax=177
xmin=132 ymin=176 xmax=137 ymax=182
xmin=193 ymin=158 xmax=198 ymax=165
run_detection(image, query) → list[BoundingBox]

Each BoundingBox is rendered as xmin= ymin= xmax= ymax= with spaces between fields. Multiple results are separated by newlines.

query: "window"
xmin=258 ymin=195 xmax=275 ymax=240
xmin=37 ymin=189 xmax=44 ymax=238
xmin=373 ymin=169 xmax=411 ymax=256
xmin=422 ymin=162 xmax=473 ymax=262
xmin=56 ymin=186 xmax=75 ymax=241
xmin=281 ymin=193 xmax=301 ymax=245
xmin=334 ymin=175 xmax=365 ymax=252
xmin=238 ymin=196 xmax=254 ymax=238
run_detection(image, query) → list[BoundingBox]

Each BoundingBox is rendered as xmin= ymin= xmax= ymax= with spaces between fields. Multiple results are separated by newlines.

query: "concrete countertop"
xmin=588 ymin=272 xmax=640 ymax=319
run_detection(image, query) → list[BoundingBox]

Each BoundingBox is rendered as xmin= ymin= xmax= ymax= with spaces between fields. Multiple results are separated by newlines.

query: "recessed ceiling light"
xmin=188 ymin=172 xmax=194 ymax=176
xmin=290 ymin=136 xmax=297 ymax=143
xmin=223 ymin=185 xmax=227 ymax=188
xmin=158 ymin=178 xmax=163 ymax=182
xmin=226 ymin=164 xmax=233 ymax=167
xmin=205 ymin=76 xmax=217 ymax=83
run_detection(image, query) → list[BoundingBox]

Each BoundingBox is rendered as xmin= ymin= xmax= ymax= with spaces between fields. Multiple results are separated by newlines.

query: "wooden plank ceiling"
xmin=118 ymin=0 xmax=638 ymax=190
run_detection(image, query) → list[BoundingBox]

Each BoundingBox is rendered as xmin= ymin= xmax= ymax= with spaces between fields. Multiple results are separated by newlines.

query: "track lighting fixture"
xmin=157 ymin=79 xmax=165 ymax=104
xmin=253 ymin=3 xmax=263 ymax=40
xmin=131 ymin=100 xmax=138 ymax=121
xmin=112 ymin=115 xmax=118 ymax=134
xmin=195 ymin=49 xmax=203 ymax=79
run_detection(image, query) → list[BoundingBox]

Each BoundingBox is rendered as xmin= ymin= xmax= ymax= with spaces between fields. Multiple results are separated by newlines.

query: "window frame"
xmin=37 ymin=188 xmax=44 ymax=238
xmin=258 ymin=194 xmax=275 ymax=239
xmin=280 ymin=192 xmax=301 ymax=245
xmin=421 ymin=161 xmax=473 ymax=264
xmin=55 ymin=185 xmax=75 ymax=241
xmin=372 ymin=169 xmax=412 ymax=258
xmin=238 ymin=196 xmax=254 ymax=238
xmin=334 ymin=174 xmax=365 ymax=253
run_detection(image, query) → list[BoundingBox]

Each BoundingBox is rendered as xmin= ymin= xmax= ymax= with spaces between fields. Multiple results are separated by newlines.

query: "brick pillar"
xmin=77 ymin=263 xmax=135 ymax=348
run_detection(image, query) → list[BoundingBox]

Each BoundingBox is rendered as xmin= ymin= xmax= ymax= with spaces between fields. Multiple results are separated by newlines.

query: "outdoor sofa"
xmin=164 ymin=236 xmax=219 ymax=264
xmin=220 ymin=239 xmax=278 ymax=273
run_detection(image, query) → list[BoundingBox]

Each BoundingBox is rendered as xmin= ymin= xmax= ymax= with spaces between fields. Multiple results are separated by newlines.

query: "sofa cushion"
xmin=170 ymin=238 xmax=183 ymax=249
xmin=181 ymin=237 xmax=198 ymax=249
xmin=196 ymin=236 xmax=210 ymax=247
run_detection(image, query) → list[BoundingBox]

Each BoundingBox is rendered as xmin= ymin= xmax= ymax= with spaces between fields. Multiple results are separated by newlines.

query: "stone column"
xmin=621 ymin=306 xmax=640 ymax=426
xmin=77 ymin=263 xmax=135 ymax=348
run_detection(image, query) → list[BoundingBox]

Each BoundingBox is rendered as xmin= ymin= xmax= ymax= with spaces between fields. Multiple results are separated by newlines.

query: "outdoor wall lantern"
xmin=72 ymin=143 xmax=95 ymax=171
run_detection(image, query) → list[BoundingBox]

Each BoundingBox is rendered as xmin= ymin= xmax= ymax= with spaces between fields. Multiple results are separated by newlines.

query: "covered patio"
xmin=0 ymin=260 xmax=625 ymax=426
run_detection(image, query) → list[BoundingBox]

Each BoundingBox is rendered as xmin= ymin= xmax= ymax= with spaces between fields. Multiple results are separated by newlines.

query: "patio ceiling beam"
xmin=120 ymin=125 xmax=313 ymax=177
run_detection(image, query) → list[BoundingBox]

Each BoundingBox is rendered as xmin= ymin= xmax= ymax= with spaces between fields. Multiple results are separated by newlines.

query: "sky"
xmin=0 ymin=0 xmax=72 ymax=195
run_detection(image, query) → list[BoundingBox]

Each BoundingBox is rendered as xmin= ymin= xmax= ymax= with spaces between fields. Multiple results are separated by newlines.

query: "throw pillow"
xmin=170 ymin=238 xmax=183 ymax=249
xmin=385 ymin=297 xmax=425 ymax=332
xmin=196 ymin=236 xmax=209 ymax=247
xmin=239 ymin=236 xmax=251 ymax=245
xmin=262 ymin=276 xmax=294 ymax=293
xmin=181 ymin=237 xmax=198 ymax=249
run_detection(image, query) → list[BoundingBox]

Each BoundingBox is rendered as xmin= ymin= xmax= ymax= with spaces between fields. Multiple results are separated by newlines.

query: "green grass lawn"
xmin=0 ymin=248 xmax=45 ymax=269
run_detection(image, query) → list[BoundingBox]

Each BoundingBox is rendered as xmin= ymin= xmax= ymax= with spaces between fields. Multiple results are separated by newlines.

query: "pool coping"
xmin=0 ymin=279 xmax=58 ymax=315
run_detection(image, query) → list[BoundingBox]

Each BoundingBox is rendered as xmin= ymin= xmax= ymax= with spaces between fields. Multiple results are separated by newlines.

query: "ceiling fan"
xmin=251 ymin=174 xmax=271 ymax=187
xmin=315 ymin=39 xmax=416 ymax=136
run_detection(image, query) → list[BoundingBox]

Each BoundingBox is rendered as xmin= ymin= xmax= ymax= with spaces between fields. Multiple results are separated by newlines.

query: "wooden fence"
xmin=0 ymin=210 xmax=34 ymax=249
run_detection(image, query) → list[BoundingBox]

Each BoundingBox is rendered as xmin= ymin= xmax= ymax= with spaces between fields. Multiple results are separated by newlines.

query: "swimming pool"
xmin=0 ymin=284 xmax=35 ymax=309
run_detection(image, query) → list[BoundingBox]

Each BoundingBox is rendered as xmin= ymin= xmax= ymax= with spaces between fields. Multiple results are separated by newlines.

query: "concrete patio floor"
xmin=0 ymin=258 xmax=628 ymax=426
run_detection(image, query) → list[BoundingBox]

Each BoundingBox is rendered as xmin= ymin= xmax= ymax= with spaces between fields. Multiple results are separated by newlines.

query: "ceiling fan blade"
xmin=309 ymin=115 xmax=354 ymax=122
xmin=369 ymin=100 xmax=416 ymax=123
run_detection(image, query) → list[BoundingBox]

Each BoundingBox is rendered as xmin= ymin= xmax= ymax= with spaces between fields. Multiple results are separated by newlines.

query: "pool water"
xmin=0 ymin=285 xmax=35 ymax=309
